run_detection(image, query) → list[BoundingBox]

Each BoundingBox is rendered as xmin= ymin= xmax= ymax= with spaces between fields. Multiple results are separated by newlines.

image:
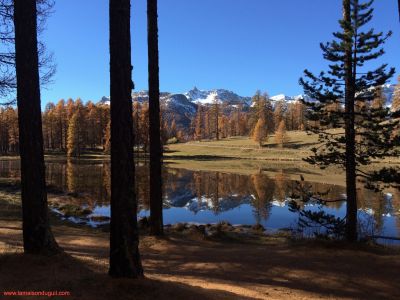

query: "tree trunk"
xmin=14 ymin=0 xmax=60 ymax=255
xmin=398 ymin=0 xmax=400 ymax=22
xmin=343 ymin=0 xmax=358 ymax=242
xmin=109 ymin=0 xmax=143 ymax=277
xmin=147 ymin=0 xmax=163 ymax=236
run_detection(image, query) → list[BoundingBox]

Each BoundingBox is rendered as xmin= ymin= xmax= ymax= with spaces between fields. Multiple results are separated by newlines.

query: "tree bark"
xmin=14 ymin=0 xmax=60 ymax=255
xmin=109 ymin=0 xmax=143 ymax=277
xmin=343 ymin=0 xmax=358 ymax=242
xmin=147 ymin=0 xmax=163 ymax=236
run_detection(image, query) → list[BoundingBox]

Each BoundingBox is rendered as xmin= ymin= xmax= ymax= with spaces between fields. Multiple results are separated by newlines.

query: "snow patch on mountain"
xmin=185 ymin=87 xmax=251 ymax=106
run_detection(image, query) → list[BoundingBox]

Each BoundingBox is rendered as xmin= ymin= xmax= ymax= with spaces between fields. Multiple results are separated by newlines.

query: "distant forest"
xmin=0 ymin=79 xmax=398 ymax=156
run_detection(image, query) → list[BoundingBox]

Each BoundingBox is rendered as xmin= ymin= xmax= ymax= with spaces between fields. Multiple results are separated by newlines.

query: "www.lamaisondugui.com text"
xmin=3 ymin=291 xmax=71 ymax=297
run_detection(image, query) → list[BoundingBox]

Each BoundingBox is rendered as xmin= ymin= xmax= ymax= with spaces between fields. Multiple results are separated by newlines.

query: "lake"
xmin=0 ymin=159 xmax=399 ymax=244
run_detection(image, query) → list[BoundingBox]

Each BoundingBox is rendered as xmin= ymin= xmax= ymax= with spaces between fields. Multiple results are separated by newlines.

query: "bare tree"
xmin=0 ymin=0 xmax=55 ymax=102
xmin=109 ymin=0 xmax=143 ymax=277
xmin=13 ymin=0 xmax=60 ymax=255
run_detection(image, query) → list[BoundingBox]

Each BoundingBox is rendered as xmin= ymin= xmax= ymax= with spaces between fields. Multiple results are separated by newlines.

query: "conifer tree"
xmin=275 ymin=120 xmax=289 ymax=148
xmin=170 ymin=119 xmax=177 ymax=138
xmin=274 ymin=100 xmax=285 ymax=130
xmin=148 ymin=0 xmax=163 ymax=235
xmin=300 ymin=0 xmax=396 ymax=241
xmin=109 ymin=0 xmax=143 ymax=277
xmin=392 ymin=76 xmax=400 ymax=112
xmin=194 ymin=105 xmax=203 ymax=141
xmin=253 ymin=117 xmax=267 ymax=147
xmin=67 ymin=111 xmax=82 ymax=157
xmin=14 ymin=0 xmax=60 ymax=254
xmin=104 ymin=120 xmax=111 ymax=154
xmin=212 ymin=96 xmax=220 ymax=140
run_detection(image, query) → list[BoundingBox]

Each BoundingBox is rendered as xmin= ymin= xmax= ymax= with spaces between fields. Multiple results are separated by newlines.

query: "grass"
xmin=166 ymin=131 xmax=320 ymax=161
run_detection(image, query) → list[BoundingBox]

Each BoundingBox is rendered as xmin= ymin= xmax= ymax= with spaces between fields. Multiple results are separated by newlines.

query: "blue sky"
xmin=41 ymin=0 xmax=400 ymax=104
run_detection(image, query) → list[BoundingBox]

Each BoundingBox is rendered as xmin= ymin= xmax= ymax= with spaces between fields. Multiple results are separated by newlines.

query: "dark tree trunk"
xmin=109 ymin=0 xmax=143 ymax=277
xmin=343 ymin=0 xmax=358 ymax=242
xmin=14 ymin=0 xmax=60 ymax=255
xmin=147 ymin=0 xmax=163 ymax=236
xmin=398 ymin=0 xmax=400 ymax=22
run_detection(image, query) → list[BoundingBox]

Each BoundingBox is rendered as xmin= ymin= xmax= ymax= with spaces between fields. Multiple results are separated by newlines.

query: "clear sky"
xmin=41 ymin=0 xmax=400 ymax=105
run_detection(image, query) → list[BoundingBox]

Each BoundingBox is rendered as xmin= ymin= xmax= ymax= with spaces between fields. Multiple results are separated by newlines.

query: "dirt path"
xmin=1 ymin=217 xmax=399 ymax=300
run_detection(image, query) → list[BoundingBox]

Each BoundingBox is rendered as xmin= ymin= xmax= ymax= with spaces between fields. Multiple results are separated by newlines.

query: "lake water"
xmin=0 ymin=159 xmax=399 ymax=243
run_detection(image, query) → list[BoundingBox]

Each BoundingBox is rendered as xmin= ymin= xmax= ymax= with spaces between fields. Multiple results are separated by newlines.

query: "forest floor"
xmin=1 ymin=190 xmax=400 ymax=300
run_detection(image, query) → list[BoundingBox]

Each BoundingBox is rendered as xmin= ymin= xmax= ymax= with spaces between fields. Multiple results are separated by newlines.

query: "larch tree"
xmin=300 ymin=0 xmax=396 ymax=242
xmin=170 ymin=119 xmax=177 ymax=138
xmin=392 ymin=76 xmax=400 ymax=112
xmin=212 ymin=96 xmax=220 ymax=140
xmin=273 ymin=100 xmax=285 ymax=131
xmin=274 ymin=120 xmax=289 ymax=148
xmin=109 ymin=0 xmax=143 ymax=277
xmin=194 ymin=105 xmax=203 ymax=141
xmin=148 ymin=0 xmax=163 ymax=235
xmin=67 ymin=111 xmax=82 ymax=157
xmin=13 ymin=0 xmax=60 ymax=254
xmin=252 ymin=117 xmax=267 ymax=147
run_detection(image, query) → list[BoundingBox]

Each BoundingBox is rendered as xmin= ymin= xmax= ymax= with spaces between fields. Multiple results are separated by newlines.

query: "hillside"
xmin=99 ymin=85 xmax=396 ymax=131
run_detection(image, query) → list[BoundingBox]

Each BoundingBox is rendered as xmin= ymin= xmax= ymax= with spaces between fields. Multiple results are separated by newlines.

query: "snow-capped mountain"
xmin=185 ymin=87 xmax=251 ymax=106
xmin=270 ymin=94 xmax=304 ymax=103
xmin=98 ymin=84 xmax=396 ymax=129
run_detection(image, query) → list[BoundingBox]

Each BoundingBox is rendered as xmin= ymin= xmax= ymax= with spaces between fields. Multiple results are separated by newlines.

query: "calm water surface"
xmin=0 ymin=159 xmax=399 ymax=242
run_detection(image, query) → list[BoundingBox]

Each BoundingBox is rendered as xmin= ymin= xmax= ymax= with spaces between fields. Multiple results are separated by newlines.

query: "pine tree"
xmin=275 ymin=120 xmax=289 ymax=148
xmin=299 ymin=0 xmax=396 ymax=241
xmin=109 ymin=0 xmax=143 ymax=277
xmin=148 ymin=0 xmax=164 ymax=236
xmin=252 ymin=117 xmax=267 ymax=147
xmin=14 ymin=0 xmax=60 ymax=254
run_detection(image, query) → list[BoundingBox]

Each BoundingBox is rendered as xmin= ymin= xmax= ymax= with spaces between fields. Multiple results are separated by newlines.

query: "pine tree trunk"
xmin=14 ymin=0 xmax=60 ymax=255
xmin=343 ymin=0 xmax=358 ymax=242
xmin=109 ymin=0 xmax=143 ymax=277
xmin=398 ymin=0 xmax=400 ymax=22
xmin=148 ymin=0 xmax=163 ymax=236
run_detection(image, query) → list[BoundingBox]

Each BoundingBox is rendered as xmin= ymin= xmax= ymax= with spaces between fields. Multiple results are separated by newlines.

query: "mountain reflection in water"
xmin=0 ymin=159 xmax=399 ymax=241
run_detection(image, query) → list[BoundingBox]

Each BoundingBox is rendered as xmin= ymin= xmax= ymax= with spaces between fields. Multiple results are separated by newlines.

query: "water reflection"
xmin=0 ymin=159 xmax=399 ymax=240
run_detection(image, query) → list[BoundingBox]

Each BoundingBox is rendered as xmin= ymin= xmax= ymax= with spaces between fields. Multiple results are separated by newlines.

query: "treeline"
xmin=192 ymin=91 xmax=308 ymax=146
xmin=0 ymin=99 xmax=182 ymax=156
xmin=0 ymin=78 xmax=398 ymax=156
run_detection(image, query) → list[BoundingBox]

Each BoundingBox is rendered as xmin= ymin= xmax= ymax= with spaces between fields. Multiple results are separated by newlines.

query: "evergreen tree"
xmin=13 ymin=0 xmax=60 ymax=254
xmin=109 ymin=0 xmax=143 ymax=277
xmin=299 ymin=0 xmax=396 ymax=241
xmin=148 ymin=0 xmax=164 ymax=228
